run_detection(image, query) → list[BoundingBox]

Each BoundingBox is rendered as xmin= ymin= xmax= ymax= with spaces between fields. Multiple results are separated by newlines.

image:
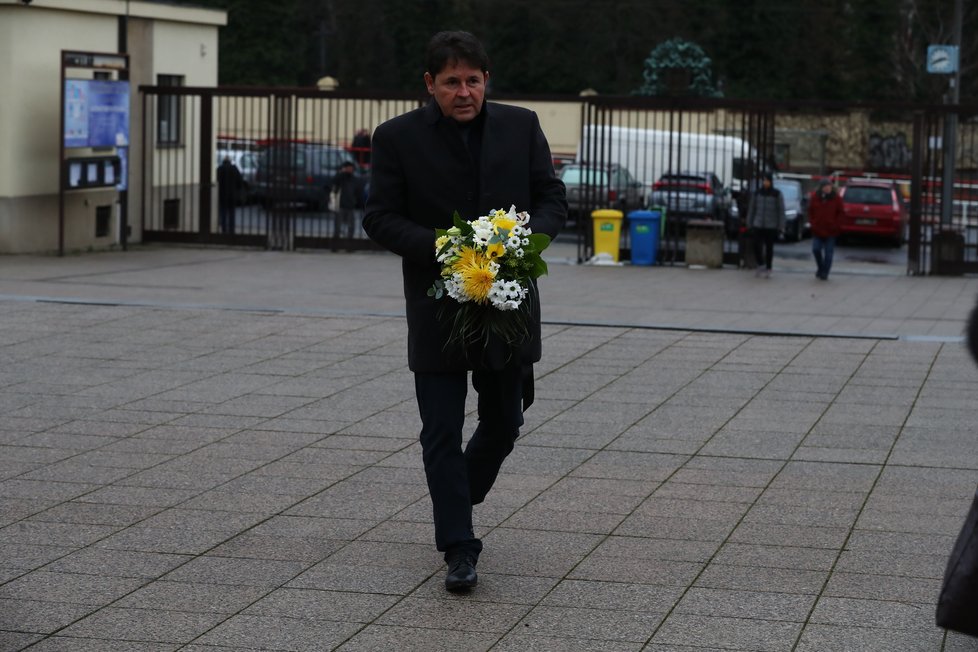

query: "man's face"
xmin=424 ymin=60 xmax=488 ymax=123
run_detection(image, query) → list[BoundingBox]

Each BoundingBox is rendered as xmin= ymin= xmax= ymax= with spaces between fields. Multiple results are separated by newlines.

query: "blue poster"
xmin=64 ymin=79 xmax=130 ymax=149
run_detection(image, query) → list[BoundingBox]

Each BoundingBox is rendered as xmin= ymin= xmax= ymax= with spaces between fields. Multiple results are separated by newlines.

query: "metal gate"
xmin=575 ymin=97 xmax=777 ymax=266
xmin=907 ymin=108 xmax=978 ymax=275
xmin=139 ymin=86 xmax=422 ymax=250
xmin=576 ymin=96 xmax=978 ymax=274
xmin=138 ymin=86 xmax=978 ymax=274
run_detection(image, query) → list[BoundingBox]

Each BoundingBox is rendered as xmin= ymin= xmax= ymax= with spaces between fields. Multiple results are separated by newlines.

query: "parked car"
xmin=559 ymin=163 xmax=646 ymax=224
xmin=839 ymin=181 xmax=906 ymax=246
xmin=649 ymin=171 xmax=732 ymax=224
xmin=773 ymin=178 xmax=807 ymax=241
xmin=253 ymin=143 xmax=362 ymax=210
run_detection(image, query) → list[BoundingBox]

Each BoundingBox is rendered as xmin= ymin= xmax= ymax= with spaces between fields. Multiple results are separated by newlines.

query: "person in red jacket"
xmin=808 ymin=179 xmax=845 ymax=280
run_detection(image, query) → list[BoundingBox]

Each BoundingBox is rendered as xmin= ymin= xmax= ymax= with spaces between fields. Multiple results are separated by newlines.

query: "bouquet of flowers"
xmin=427 ymin=205 xmax=551 ymax=356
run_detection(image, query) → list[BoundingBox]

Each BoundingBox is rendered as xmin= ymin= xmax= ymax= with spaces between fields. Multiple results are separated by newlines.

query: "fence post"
xmin=908 ymin=112 xmax=924 ymax=275
xmin=198 ymin=90 xmax=213 ymax=235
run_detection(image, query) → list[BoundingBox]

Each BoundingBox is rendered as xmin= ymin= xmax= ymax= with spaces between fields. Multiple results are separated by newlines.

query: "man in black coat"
xmin=363 ymin=31 xmax=566 ymax=592
xmin=217 ymin=156 xmax=243 ymax=234
xmin=329 ymin=160 xmax=364 ymax=244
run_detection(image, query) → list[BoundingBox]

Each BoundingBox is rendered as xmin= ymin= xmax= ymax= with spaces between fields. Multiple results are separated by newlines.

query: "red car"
xmin=839 ymin=181 xmax=906 ymax=246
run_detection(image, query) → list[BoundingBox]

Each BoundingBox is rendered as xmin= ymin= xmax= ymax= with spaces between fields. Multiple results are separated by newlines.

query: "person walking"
xmin=747 ymin=172 xmax=786 ymax=278
xmin=351 ymin=128 xmax=371 ymax=166
xmin=808 ymin=179 xmax=845 ymax=280
xmin=217 ymin=156 xmax=243 ymax=234
xmin=362 ymin=30 xmax=567 ymax=592
xmin=329 ymin=160 xmax=364 ymax=245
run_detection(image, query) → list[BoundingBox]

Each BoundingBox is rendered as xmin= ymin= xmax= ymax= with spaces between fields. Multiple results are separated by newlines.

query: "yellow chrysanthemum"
xmin=453 ymin=247 xmax=496 ymax=302
xmin=435 ymin=235 xmax=450 ymax=251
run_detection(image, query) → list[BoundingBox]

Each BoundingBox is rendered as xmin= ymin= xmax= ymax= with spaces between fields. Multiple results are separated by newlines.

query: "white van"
xmin=578 ymin=125 xmax=761 ymax=193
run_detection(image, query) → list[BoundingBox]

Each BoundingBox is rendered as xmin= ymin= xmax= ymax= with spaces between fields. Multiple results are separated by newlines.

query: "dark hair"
xmin=425 ymin=31 xmax=489 ymax=77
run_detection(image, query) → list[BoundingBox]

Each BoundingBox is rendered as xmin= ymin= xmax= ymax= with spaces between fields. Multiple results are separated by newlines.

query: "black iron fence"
xmin=138 ymin=85 xmax=978 ymax=274
xmin=139 ymin=86 xmax=422 ymax=251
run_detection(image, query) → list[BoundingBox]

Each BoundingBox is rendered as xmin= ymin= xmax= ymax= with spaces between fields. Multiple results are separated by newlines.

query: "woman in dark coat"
xmin=746 ymin=172 xmax=786 ymax=278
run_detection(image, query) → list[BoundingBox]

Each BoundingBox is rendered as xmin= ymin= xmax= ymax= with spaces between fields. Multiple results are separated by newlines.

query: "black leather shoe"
xmin=445 ymin=553 xmax=478 ymax=592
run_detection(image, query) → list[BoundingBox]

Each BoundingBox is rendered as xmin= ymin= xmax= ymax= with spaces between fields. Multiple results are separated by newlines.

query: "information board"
xmin=64 ymin=79 xmax=130 ymax=149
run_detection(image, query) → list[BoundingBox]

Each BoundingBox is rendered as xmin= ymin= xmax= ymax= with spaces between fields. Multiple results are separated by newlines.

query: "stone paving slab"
xmin=1 ymin=244 xmax=977 ymax=650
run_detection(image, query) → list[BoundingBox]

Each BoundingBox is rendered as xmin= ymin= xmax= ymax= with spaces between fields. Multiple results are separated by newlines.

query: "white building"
xmin=0 ymin=0 xmax=226 ymax=254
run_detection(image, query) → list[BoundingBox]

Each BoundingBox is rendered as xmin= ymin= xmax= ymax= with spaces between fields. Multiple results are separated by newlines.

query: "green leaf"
xmin=532 ymin=257 xmax=549 ymax=278
xmin=452 ymin=211 xmax=473 ymax=235
xmin=428 ymin=280 xmax=445 ymax=300
xmin=527 ymin=233 xmax=551 ymax=252
xmin=435 ymin=241 xmax=453 ymax=258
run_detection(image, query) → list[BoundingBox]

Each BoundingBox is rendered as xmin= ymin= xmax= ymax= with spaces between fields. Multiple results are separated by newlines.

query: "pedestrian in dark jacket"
xmin=808 ymin=179 xmax=845 ymax=280
xmin=330 ymin=161 xmax=363 ymax=243
xmin=217 ymin=157 xmax=243 ymax=234
xmin=362 ymin=30 xmax=566 ymax=593
xmin=747 ymin=172 xmax=786 ymax=278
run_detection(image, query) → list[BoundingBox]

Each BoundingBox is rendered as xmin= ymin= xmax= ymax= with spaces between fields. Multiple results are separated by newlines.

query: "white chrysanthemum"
xmin=507 ymin=235 xmax=521 ymax=249
xmin=521 ymin=238 xmax=530 ymax=246
xmin=472 ymin=225 xmax=495 ymax=247
xmin=437 ymin=246 xmax=460 ymax=263
xmin=488 ymin=279 xmax=526 ymax=311
xmin=444 ymin=274 xmax=471 ymax=303
xmin=514 ymin=248 xmax=525 ymax=258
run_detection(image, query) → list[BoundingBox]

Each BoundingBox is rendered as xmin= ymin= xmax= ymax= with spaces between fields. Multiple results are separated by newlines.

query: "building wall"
xmin=0 ymin=0 xmax=225 ymax=254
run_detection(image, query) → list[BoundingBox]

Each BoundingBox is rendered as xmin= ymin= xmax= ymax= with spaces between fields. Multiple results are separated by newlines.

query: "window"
xmin=163 ymin=198 xmax=180 ymax=230
xmin=844 ymin=187 xmax=892 ymax=205
xmin=95 ymin=205 xmax=111 ymax=238
xmin=157 ymin=74 xmax=184 ymax=145
xmin=560 ymin=167 xmax=609 ymax=187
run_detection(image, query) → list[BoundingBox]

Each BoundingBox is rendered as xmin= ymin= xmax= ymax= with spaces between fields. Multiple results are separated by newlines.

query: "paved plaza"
xmin=1 ymin=242 xmax=977 ymax=651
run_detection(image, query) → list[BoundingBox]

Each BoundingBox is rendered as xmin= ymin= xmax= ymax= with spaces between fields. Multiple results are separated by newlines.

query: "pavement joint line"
xmin=7 ymin=294 xmax=958 ymax=343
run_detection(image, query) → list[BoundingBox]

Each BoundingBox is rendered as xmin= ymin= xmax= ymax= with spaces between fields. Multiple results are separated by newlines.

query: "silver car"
xmin=560 ymin=163 xmax=646 ymax=225
xmin=648 ymin=171 xmax=732 ymax=222
xmin=773 ymin=178 xmax=807 ymax=241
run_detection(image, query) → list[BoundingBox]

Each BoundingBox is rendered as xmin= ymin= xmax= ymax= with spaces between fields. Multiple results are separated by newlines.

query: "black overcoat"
xmin=363 ymin=100 xmax=567 ymax=373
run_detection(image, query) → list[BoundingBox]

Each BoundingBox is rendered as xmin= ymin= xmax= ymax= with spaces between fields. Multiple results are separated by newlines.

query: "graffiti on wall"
xmin=868 ymin=132 xmax=912 ymax=171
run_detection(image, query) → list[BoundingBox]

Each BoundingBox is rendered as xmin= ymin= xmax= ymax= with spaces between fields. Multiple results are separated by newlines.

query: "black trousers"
xmin=414 ymin=364 xmax=524 ymax=560
xmin=752 ymin=228 xmax=778 ymax=270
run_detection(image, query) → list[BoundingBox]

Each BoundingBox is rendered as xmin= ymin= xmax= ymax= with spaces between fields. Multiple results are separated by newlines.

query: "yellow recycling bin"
xmin=591 ymin=209 xmax=624 ymax=262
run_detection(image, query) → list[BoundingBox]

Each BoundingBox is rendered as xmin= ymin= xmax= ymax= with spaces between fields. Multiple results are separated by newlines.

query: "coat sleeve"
xmin=526 ymin=112 xmax=567 ymax=240
xmin=777 ymin=192 xmax=786 ymax=232
xmin=362 ymin=124 xmax=438 ymax=266
xmin=746 ymin=194 xmax=757 ymax=229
